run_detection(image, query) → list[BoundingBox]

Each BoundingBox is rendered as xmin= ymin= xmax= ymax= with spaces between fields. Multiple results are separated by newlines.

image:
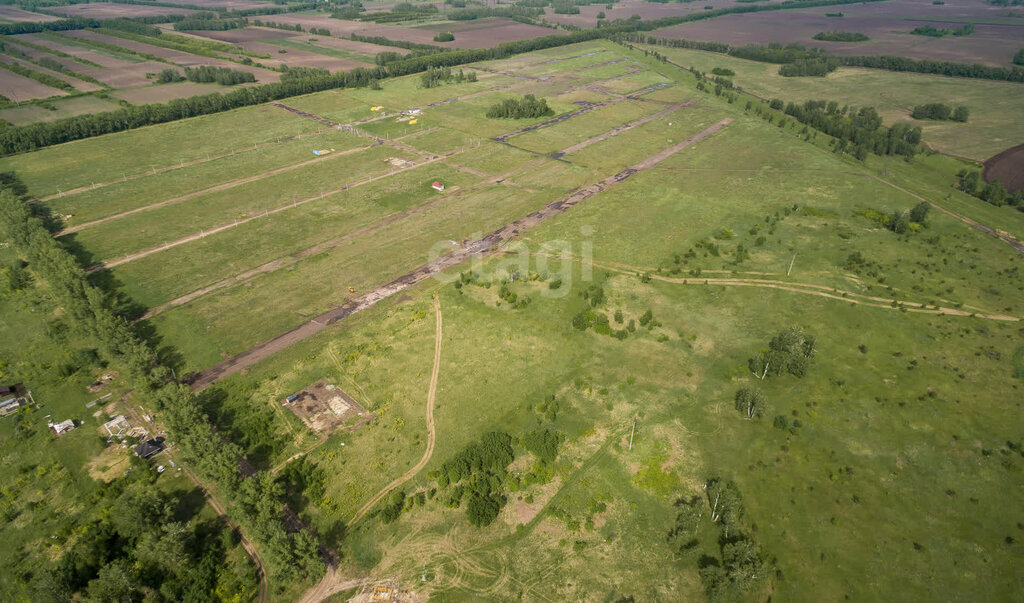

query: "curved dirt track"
xmin=296 ymin=295 xmax=442 ymax=603
xmin=530 ymin=253 xmax=1020 ymax=322
xmin=348 ymin=293 xmax=442 ymax=528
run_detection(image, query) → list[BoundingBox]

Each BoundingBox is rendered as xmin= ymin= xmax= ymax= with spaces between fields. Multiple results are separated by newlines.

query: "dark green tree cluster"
xmin=183 ymin=65 xmax=256 ymax=85
xmin=748 ymin=327 xmax=816 ymax=379
xmin=486 ymin=94 xmax=553 ymax=118
xmin=667 ymin=479 xmax=771 ymax=601
xmin=911 ymin=102 xmax=968 ymax=122
xmin=0 ymin=181 xmax=325 ymax=584
xmin=782 ymin=100 xmax=920 ymax=158
xmin=448 ymin=6 xmax=544 ymax=20
xmin=359 ymin=2 xmax=439 ymax=23
xmin=433 ymin=31 xmax=456 ymax=42
xmin=710 ymin=66 xmax=734 ymax=76
xmin=1015 ymin=48 xmax=1024 ymax=66
xmin=430 ymin=432 xmax=515 ymax=526
xmin=155 ymin=68 xmax=185 ymax=84
xmin=956 ymin=170 xmax=1022 ymax=207
xmin=778 ymin=57 xmax=839 ymax=76
xmin=812 ymin=31 xmax=869 ymax=42
xmin=28 ymin=476 xmax=259 ymax=602
xmin=734 ymin=387 xmax=767 ymax=419
xmin=910 ymin=23 xmax=974 ymax=37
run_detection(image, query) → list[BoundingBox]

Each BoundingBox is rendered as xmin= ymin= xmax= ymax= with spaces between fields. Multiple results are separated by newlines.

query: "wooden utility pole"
xmin=787 ymin=253 xmax=797 ymax=276
xmin=629 ymin=419 xmax=636 ymax=450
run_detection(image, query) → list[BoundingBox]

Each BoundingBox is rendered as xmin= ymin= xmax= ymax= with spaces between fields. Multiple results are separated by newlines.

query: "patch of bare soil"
xmin=983 ymin=143 xmax=1024 ymax=193
xmin=282 ymin=380 xmax=373 ymax=434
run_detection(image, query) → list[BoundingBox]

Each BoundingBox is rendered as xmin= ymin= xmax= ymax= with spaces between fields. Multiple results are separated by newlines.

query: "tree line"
xmin=631 ymin=35 xmax=1024 ymax=82
xmin=0 ymin=179 xmax=325 ymax=586
xmin=0 ymin=66 xmax=384 ymax=155
xmin=0 ymin=0 xmax=910 ymax=155
xmin=956 ymin=169 xmax=1024 ymax=208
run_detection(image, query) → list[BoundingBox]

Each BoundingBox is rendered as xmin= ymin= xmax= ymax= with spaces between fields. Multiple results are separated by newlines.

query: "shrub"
xmin=433 ymin=31 xmax=455 ymax=42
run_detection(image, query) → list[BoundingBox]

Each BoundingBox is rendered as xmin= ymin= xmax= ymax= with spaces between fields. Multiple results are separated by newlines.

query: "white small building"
xmin=49 ymin=419 xmax=75 ymax=436
xmin=432 ymin=181 xmax=445 ymax=192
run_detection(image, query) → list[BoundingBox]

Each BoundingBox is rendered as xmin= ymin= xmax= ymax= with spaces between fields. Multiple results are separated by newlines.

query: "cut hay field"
xmin=641 ymin=43 xmax=1024 ymax=161
xmin=3 ymin=39 xmax=1023 ymax=602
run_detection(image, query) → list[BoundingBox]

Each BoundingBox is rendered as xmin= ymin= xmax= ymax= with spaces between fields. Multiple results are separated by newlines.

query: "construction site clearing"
xmin=283 ymin=380 xmax=373 ymax=434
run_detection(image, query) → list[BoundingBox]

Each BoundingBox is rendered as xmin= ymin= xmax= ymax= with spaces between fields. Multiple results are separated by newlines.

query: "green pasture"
xmin=641 ymin=44 xmax=1024 ymax=160
xmin=0 ymin=104 xmax=321 ymax=197
xmin=64 ymin=145 xmax=411 ymax=262
xmin=46 ymin=128 xmax=367 ymax=227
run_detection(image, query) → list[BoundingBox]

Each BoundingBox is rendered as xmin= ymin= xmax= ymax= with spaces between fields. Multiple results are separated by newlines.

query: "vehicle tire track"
xmin=187 ymin=119 xmax=732 ymax=390
xmin=345 ymin=294 xmax=441 ymax=528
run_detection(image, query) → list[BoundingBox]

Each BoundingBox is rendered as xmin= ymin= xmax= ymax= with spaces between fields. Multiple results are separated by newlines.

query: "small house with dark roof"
xmin=135 ymin=437 xmax=165 ymax=459
xmin=1 ymin=384 xmax=29 ymax=417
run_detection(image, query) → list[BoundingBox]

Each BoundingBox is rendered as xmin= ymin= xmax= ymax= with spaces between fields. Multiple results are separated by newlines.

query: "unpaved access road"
xmin=187 ymin=118 xmax=732 ymax=390
xmin=346 ymin=294 xmax=442 ymax=527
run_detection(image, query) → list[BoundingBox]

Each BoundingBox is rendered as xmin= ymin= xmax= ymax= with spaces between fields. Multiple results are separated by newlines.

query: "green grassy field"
xmin=640 ymin=44 xmax=1024 ymax=161
xmin=3 ymin=38 xmax=1023 ymax=602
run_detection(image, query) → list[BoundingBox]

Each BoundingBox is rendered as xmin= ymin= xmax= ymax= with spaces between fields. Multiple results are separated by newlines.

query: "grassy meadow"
xmin=641 ymin=44 xmax=1024 ymax=161
xmin=1 ymin=38 xmax=1022 ymax=601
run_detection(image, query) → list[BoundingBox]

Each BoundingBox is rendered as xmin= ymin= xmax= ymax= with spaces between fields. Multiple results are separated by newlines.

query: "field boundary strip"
xmin=186 ymin=118 xmax=732 ymax=390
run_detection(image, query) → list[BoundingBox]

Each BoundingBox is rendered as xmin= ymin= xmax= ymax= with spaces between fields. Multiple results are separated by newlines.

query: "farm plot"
xmin=147 ymin=178 xmax=571 ymax=369
xmin=0 ymin=67 xmax=65 ymax=100
xmin=46 ymin=2 xmax=196 ymax=18
xmin=0 ymin=104 xmax=322 ymax=197
xmin=6 ymin=37 xmax=167 ymax=88
xmin=66 ymin=144 xmax=412 ymax=263
xmin=0 ymin=95 xmax=119 ymax=125
xmin=111 ymin=162 xmax=482 ymax=310
xmin=511 ymin=99 xmax=666 ymax=156
xmin=652 ymin=4 xmax=1024 ymax=67
xmin=184 ymin=27 xmax=373 ymax=71
xmin=46 ymin=128 xmax=367 ymax=227
xmin=410 ymin=18 xmax=561 ymax=49
xmin=282 ymin=380 xmax=372 ymax=435
xmin=543 ymin=0 xmax=750 ymax=28
xmin=0 ymin=5 xmax=58 ymax=21
xmin=61 ymin=30 xmax=282 ymax=82
xmin=110 ymin=81 xmax=234 ymax=104
xmin=0 ymin=54 xmax=102 ymax=92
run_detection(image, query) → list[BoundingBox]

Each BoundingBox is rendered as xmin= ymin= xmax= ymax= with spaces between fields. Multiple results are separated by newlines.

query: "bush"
xmin=711 ymin=66 xmax=735 ymax=76
xmin=433 ymin=31 xmax=455 ymax=42
xmin=156 ymin=68 xmax=185 ymax=84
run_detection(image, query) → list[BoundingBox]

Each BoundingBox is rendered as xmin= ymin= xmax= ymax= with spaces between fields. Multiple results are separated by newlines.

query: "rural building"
xmin=102 ymin=415 xmax=131 ymax=438
xmin=432 ymin=181 xmax=445 ymax=192
xmin=49 ymin=419 xmax=75 ymax=435
xmin=0 ymin=383 xmax=28 ymax=416
xmin=135 ymin=437 xmax=165 ymax=459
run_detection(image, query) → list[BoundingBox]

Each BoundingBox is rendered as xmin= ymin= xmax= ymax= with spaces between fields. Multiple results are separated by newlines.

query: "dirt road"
xmin=187 ymin=118 xmax=731 ymax=390
xmin=347 ymin=294 xmax=441 ymax=527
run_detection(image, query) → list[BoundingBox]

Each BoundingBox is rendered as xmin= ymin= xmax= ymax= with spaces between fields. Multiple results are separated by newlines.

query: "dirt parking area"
xmin=47 ymin=2 xmax=196 ymax=18
xmin=283 ymin=380 xmax=373 ymax=434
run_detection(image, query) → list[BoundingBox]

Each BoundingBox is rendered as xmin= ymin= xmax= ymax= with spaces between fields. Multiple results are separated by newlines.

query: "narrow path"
xmin=35 ymin=128 xmax=333 ymax=203
xmin=553 ymin=99 xmax=695 ymax=158
xmin=179 ymin=464 xmax=269 ymax=603
xmin=57 ymin=144 xmax=375 ymax=236
xmin=186 ymin=119 xmax=732 ymax=389
xmin=346 ymin=293 xmax=441 ymax=528
xmin=525 ymin=252 xmax=1020 ymax=322
xmin=85 ymin=151 xmax=457 ymax=273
